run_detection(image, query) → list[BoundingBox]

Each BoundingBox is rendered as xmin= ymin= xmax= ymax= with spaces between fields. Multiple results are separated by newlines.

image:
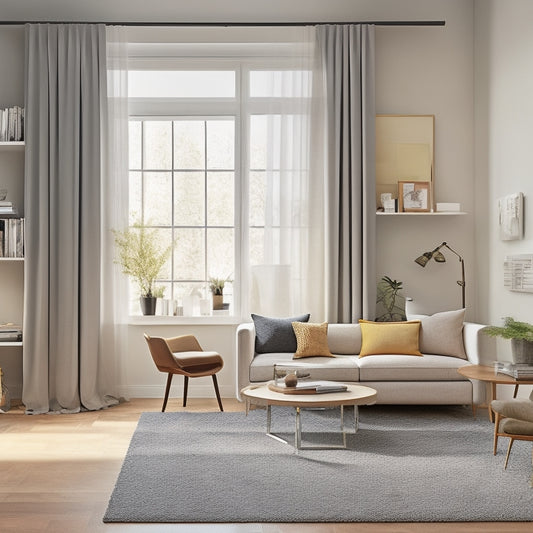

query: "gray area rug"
xmin=104 ymin=406 xmax=533 ymax=523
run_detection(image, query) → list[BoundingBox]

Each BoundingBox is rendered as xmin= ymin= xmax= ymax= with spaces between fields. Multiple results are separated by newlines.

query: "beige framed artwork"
xmin=398 ymin=181 xmax=431 ymax=212
xmin=375 ymin=114 xmax=434 ymax=211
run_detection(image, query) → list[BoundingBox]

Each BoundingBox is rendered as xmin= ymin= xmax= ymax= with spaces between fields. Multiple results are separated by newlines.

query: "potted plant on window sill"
xmin=484 ymin=317 xmax=533 ymax=364
xmin=113 ymin=223 xmax=172 ymax=316
xmin=209 ymin=276 xmax=231 ymax=311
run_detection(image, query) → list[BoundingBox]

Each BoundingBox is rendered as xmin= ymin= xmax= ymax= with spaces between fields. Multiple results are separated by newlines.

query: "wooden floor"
xmin=1 ymin=397 xmax=531 ymax=533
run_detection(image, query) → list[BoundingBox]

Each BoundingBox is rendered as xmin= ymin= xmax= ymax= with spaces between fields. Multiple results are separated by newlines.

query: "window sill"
xmin=128 ymin=315 xmax=243 ymax=326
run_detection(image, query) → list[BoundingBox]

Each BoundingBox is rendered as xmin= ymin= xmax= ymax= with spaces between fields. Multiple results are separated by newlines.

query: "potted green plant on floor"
xmin=113 ymin=223 xmax=172 ymax=315
xmin=484 ymin=317 xmax=533 ymax=364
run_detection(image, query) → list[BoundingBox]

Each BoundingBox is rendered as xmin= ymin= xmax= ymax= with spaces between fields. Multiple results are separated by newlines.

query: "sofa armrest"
xmin=463 ymin=322 xmax=496 ymax=365
xmin=236 ymin=322 xmax=255 ymax=401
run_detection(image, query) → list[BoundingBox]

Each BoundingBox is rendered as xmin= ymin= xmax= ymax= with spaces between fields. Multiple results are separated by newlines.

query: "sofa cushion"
xmin=500 ymin=418 xmax=533 ymax=435
xmin=418 ymin=309 xmax=467 ymax=359
xmin=327 ymin=324 xmax=362 ymax=355
xmin=292 ymin=322 xmax=334 ymax=358
xmin=249 ymin=352 xmax=360 ymax=383
xmin=251 ymin=313 xmax=310 ymax=354
xmin=357 ymin=354 xmax=470 ymax=381
xmin=359 ymin=320 xmax=422 ymax=357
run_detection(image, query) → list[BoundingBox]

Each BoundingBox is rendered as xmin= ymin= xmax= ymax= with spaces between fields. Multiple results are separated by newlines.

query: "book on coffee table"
xmin=497 ymin=363 xmax=533 ymax=380
xmin=268 ymin=380 xmax=348 ymax=395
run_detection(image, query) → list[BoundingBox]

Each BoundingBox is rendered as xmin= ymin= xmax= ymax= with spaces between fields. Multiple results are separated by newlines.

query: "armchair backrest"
xmin=144 ymin=334 xmax=179 ymax=373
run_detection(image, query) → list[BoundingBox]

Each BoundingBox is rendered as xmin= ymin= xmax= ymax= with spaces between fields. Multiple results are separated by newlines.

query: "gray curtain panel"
xmin=317 ymin=24 xmax=376 ymax=323
xmin=23 ymin=24 xmax=116 ymax=413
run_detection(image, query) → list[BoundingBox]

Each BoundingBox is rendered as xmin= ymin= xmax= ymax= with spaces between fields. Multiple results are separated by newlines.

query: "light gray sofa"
xmin=236 ymin=312 xmax=492 ymax=406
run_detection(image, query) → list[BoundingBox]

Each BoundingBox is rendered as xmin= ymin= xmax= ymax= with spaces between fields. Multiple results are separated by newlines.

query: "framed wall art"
xmin=398 ymin=181 xmax=431 ymax=212
xmin=498 ymin=192 xmax=524 ymax=241
xmin=375 ymin=114 xmax=434 ymax=210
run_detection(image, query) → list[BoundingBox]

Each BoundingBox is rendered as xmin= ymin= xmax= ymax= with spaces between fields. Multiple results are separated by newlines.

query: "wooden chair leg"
xmin=183 ymin=375 xmax=189 ymax=407
xmin=493 ymin=411 xmax=501 ymax=455
xmin=504 ymin=438 xmax=515 ymax=469
xmin=162 ymin=373 xmax=173 ymax=413
xmin=513 ymin=384 xmax=519 ymax=398
xmin=212 ymin=374 xmax=224 ymax=412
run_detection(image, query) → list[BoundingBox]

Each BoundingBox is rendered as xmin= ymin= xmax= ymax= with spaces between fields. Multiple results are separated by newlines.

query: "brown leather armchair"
xmin=144 ymin=333 xmax=224 ymax=412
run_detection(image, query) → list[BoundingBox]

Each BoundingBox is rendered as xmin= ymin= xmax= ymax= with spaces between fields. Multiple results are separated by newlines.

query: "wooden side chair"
xmin=491 ymin=390 xmax=533 ymax=470
xmin=144 ymin=333 xmax=224 ymax=412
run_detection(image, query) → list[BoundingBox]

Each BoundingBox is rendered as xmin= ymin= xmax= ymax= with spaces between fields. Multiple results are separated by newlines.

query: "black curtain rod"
xmin=0 ymin=20 xmax=445 ymax=28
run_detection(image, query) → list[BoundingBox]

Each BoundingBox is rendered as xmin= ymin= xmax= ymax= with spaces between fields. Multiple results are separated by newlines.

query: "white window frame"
xmin=126 ymin=52 xmax=311 ymax=324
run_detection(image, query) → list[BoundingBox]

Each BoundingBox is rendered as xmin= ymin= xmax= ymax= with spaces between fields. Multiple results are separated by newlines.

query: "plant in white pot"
xmin=484 ymin=317 xmax=533 ymax=364
xmin=113 ymin=223 xmax=172 ymax=315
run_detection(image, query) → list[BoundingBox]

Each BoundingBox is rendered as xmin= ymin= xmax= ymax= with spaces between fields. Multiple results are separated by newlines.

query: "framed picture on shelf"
xmin=398 ymin=181 xmax=431 ymax=212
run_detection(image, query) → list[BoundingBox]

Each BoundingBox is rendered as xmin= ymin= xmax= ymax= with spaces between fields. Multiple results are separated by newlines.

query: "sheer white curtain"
xmin=102 ymin=26 xmax=130 ymax=400
xmin=247 ymin=26 xmax=326 ymax=321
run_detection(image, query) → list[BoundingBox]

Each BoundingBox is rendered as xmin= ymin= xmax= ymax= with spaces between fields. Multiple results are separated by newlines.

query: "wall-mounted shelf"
xmin=0 ymin=141 xmax=25 ymax=151
xmin=0 ymin=341 xmax=22 ymax=347
xmin=377 ymin=211 xmax=467 ymax=216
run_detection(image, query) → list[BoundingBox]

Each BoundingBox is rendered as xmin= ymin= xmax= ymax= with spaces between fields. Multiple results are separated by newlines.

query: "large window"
xmin=127 ymin=45 xmax=313 ymax=318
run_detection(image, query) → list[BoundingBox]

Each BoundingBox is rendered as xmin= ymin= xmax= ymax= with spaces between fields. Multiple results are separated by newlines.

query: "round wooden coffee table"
xmin=241 ymin=383 xmax=377 ymax=451
xmin=457 ymin=364 xmax=533 ymax=422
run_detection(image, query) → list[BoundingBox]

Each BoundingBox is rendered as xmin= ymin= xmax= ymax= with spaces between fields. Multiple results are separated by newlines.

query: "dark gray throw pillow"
xmin=251 ymin=313 xmax=311 ymax=354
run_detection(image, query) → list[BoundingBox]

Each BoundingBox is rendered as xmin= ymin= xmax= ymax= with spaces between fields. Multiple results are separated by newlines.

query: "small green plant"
xmin=113 ymin=223 xmax=172 ymax=298
xmin=209 ymin=276 xmax=231 ymax=296
xmin=484 ymin=317 xmax=533 ymax=342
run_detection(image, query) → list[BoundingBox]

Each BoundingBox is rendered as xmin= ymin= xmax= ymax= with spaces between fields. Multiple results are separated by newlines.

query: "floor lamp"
xmin=414 ymin=241 xmax=466 ymax=308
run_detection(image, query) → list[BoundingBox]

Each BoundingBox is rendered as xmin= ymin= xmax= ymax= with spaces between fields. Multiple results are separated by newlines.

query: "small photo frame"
xmin=398 ymin=181 xmax=431 ymax=212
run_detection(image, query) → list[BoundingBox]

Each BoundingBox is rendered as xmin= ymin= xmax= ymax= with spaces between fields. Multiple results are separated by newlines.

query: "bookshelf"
xmin=0 ymin=140 xmax=24 ymax=355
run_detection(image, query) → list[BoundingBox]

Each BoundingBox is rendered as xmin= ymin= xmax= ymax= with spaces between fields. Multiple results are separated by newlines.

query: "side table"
xmin=457 ymin=364 xmax=533 ymax=422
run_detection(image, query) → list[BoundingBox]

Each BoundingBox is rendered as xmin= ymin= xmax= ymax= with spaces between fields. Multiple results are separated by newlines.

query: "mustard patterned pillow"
xmin=292 ymin=322 xmax=335 ymax=359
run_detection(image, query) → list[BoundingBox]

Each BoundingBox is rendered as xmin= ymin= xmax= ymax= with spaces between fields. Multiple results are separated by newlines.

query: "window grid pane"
xmin=129 ymin=117 xmax=235 ymax=315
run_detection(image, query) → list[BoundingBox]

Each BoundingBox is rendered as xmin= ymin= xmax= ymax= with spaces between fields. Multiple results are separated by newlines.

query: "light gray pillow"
xmin=251 ymin=313 xmax=310 ymax=354
xmin=419 ymin=309 xmax=467 ymax=359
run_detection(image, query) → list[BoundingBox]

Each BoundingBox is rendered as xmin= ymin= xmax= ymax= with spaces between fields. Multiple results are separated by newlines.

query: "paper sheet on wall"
xmin=504 ymin=254 xmax=533 ymax=292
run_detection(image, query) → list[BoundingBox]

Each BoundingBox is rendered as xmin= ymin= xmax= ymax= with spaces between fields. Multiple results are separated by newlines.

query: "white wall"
xmin=474 ymin=0 xmax=533 ymax=399
xmin=0 ymin=0 xmax=480 ymax=401
xmin=375 ymin=4 xmax=476 ymax=319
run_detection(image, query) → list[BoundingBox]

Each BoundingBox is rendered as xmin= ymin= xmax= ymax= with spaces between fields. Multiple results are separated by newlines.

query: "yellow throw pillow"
xmin=292 ymin=322 xmax=335 ymax=359
xmin=358 ymin=320 xmax=422 ymax=357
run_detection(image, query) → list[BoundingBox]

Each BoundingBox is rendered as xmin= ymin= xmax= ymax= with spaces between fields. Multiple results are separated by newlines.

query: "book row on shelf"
xmin=0 ymin=105 xmax=24 ymax=142
xmin=0 ymin=200 xmax=18 ymax=217
xmin=0 ymin=218 xmax=24 ymax=258
xmin=0 ymin=323 xmax=22 ymax=342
